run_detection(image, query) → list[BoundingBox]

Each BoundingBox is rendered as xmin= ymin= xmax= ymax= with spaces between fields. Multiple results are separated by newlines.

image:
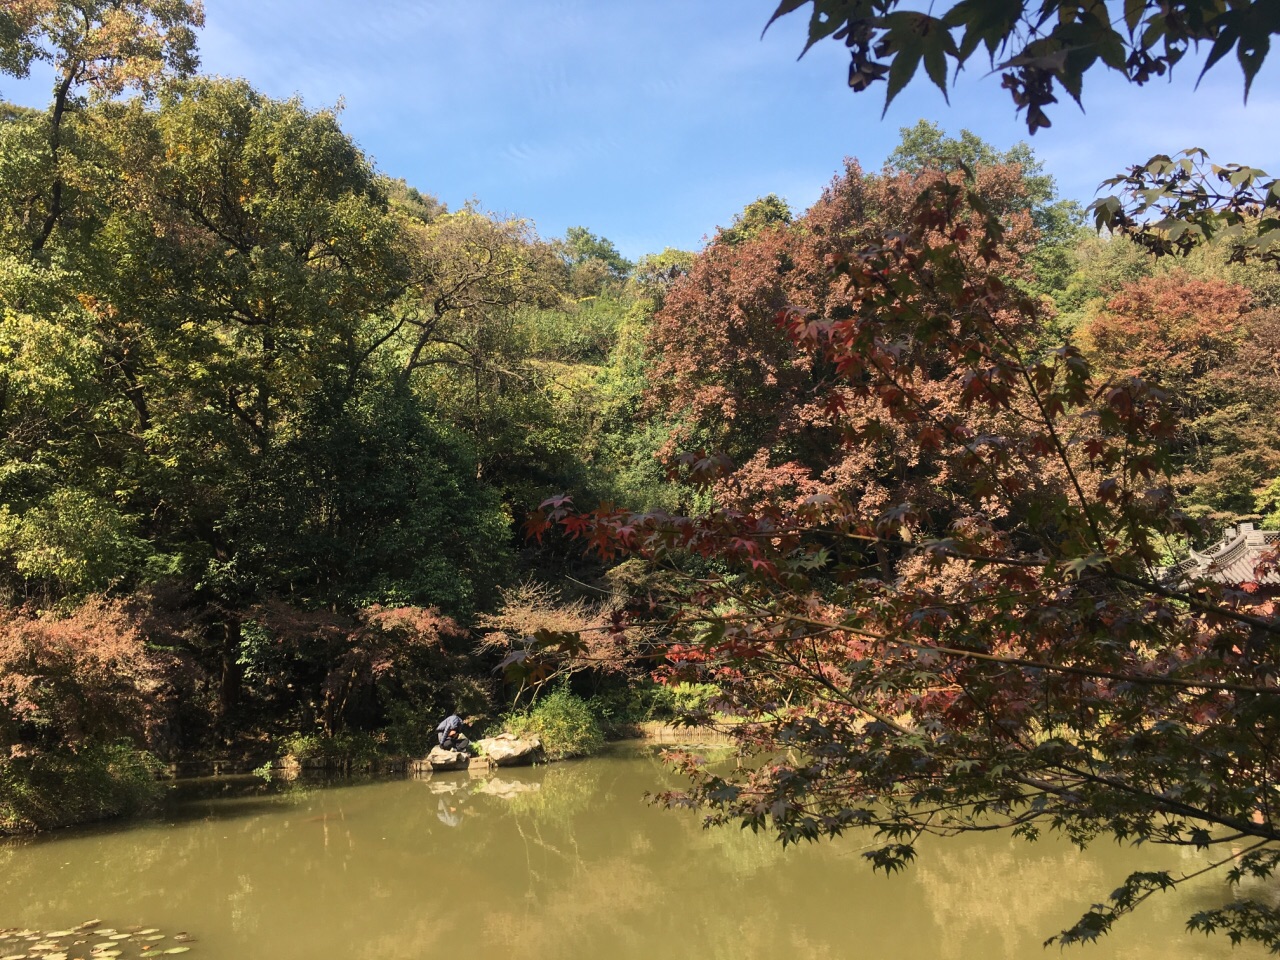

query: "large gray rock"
xmin=475 ymin=734 xmax=544 ymax=767
xmin=426 ymin=746 xmax=469 ymax=771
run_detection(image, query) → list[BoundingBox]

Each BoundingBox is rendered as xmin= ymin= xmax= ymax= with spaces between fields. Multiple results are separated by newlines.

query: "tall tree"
xmin=0 ymin=79 xmax=513 ymax=735
xmin=647 ymin=157 xmax=1039 ymax=512
xmin=716 ymin=194 xmax=792 ymax=247
xmin=0 ymin=0 xmax=203 ymax=253
xmin=559 ymin=225 xmax=632 ymax=300
xmin=1083 ymin=270 xmax=1280 ymax=522
xmin=886 ymin=120 xmax=1086 ymax=301
xmin=532 ymin=167 xmax=1280 ymax=950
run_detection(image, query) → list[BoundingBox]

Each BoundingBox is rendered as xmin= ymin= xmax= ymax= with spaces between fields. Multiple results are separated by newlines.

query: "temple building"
xmin=1167 ymin=522 xmax=1280 ymax=588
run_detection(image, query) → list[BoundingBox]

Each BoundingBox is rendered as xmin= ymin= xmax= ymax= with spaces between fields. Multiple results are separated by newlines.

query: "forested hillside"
xmin=0 ymin=66 xmax=692 ymax=811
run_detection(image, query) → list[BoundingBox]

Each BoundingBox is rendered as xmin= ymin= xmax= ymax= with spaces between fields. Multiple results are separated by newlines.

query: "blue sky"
xmin=4 ymin=0 xmax=1278 ymax=260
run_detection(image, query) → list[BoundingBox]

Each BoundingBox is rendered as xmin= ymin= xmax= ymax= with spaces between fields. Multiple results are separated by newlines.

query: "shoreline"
xmin=0 ymin=724 xmax=736 ymax=838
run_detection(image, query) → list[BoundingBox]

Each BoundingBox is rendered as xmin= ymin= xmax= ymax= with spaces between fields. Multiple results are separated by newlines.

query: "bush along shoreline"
xmin=491 ymin=688 xmax=605 ymax=761
xmin=0 ymin=683 xmax=736 ymax=835
xmin=0 ymin=745 xmax=165 ymax=835
xmin=1 ymin=691 xmax=619 ymax=834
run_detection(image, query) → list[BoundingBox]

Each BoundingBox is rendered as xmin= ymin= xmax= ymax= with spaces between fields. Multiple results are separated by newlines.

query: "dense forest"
xmin=6 ymin=0 xmax=1280 ymax=948
xmin=3 ymin=69 xmax=1276 ymax=801
xmin=0 ymin=69 xmax=683 ymax=815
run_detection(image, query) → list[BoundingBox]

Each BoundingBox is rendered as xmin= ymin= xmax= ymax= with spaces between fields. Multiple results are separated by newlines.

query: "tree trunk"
xmin=33 ymin=66 xmax=77 ymax=256
xmin=217 ymin=619 xmax=244 ymax=736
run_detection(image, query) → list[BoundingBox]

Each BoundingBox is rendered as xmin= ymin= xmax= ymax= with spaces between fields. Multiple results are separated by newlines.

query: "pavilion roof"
xmin=1167 ymin=523 xmax=1280 ymax=587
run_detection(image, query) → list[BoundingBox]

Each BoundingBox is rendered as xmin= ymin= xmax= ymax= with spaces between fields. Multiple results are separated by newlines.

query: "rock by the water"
xmin=475 ymin=734 xmax=543 ymax=767
xmin=426 ymin=746 xmax=469 ymax=771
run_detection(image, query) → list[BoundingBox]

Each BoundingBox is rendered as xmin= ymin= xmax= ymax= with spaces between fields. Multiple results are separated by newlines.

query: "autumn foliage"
xmin=0 ymin=597 xmax=168 ymax=831
xmin=647 ymin=160 xmax=1042 ymax=518
xmin=246 ymin=601 xmax=472 ymax=737
xmin=530 ymin=163 xmax=1280 ymax=948
xmin=1083 ymin=271 xmax=1280 ymax=519
xmin=0 ymin=598 xmax=159 ymax=755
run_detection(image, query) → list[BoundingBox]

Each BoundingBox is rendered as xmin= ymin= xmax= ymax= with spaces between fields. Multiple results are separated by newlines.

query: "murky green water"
xmin=0 ymin=743 xmax=1269 ymax=959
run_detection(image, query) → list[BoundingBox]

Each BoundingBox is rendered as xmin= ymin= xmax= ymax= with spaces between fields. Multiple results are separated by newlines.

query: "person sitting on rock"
xmin=435 ymin=711 xmax=470 ymax=753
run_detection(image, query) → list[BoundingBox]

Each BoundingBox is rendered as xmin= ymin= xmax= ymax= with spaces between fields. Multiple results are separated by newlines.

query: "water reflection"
xmin=0 ymin=744 xmax=1268 ymax=960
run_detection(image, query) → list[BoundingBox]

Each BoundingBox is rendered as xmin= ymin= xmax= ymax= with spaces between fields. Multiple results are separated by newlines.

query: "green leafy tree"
xmin=759 ymin=6 xmax=1279 ymax=267
xmin=887 ymin=120 xmax=1086 ymax=299
xmin=1090 ymin=149 xmax=1280 ymax=265
xmin=0 ymin=79 xmax=515 ymax=739
xmin=716 ymin=194 xmax=792 ymax=247
xmin=562 ymin=225 xmax=632 ymax=277
xmin=0 ymin=0 xmax=203 ymax=253
xmin=398 ymin=208 xmax=595 ymax=511
xmin=630 ymin=246 xmax=695 ymax=306
xmin=560 ymin=225 xmax=632 ymax=300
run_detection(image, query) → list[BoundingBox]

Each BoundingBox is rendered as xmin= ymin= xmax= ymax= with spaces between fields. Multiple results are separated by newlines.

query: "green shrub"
xmin=0 ymin=744 xmax=163 ymax=834
xmin=500 ymin=688 xmax=603 ymax=760
xmin=278 ymin=730 xmax=383 ymax=764
xmin=587 ymin=682 xmax=723 ymax=726
xmin=381 ymin=702 xmax=438 ymax=757
xmin=585 ymin=686 xmax=660 ymax=725
xmin=652 ymin=681 xmax=721 ymax=718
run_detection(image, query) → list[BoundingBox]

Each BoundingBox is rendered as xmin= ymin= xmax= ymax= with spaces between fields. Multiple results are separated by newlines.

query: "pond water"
xmin=0 ymin=743 xmax=1269 ymax=960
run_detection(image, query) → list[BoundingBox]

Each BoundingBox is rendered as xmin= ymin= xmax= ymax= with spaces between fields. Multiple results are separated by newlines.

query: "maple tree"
xmin=766 ymin=0 xmax=1280 ymax=133
xmin=1082 ymin=269 xmax=1280 ymax=522
xmin=0 ymin=597 xmax=158 ymax=755
xmin=0 ymin=596 xmax=169 ymax=830
xmin=1089 ymin=148 xmax=1280 ymax=266
xmin=646 ymin=158 xmax=1039 ymax=514
xmin=762 ymin=5 xmax=1280 ymax=267
xmin=529 ymin=161 xmax=1280 ymax=948
xmin=243 ymin=602 xmax=472 ymax=738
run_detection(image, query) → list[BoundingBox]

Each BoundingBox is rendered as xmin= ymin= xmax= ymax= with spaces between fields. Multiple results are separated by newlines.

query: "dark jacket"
xmin=436 ymin=714 xmax=464 ymax=745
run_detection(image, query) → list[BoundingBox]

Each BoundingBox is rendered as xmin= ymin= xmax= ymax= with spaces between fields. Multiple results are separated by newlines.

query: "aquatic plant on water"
xmin=0 ymin=920 xmax=196 ymax=959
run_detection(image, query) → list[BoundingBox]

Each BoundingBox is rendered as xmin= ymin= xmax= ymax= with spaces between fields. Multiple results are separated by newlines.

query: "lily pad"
xmin=8 ymin=921 xmax=194 ymax=960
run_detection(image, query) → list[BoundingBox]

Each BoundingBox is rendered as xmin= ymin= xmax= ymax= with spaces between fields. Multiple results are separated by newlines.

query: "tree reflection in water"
xmin=0 ymin=746 xmax=1267 ymax=960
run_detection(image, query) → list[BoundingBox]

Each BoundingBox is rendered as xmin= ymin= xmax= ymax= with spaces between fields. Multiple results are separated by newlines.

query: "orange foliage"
xmin=0 ymin=598 xmax=159 ymax=756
